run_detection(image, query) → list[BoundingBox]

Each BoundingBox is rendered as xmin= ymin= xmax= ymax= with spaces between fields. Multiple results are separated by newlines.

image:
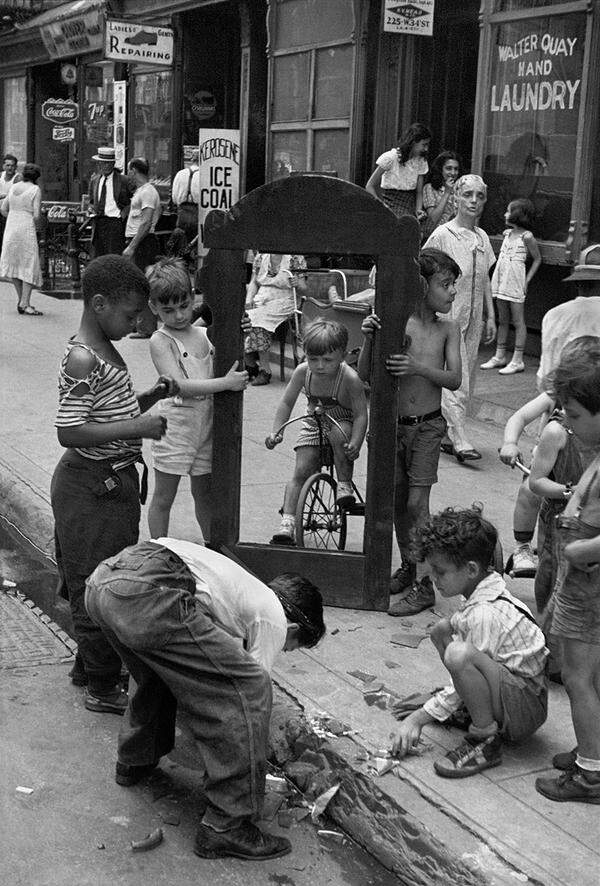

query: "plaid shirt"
xmin=423 ymin=572 xmax=548 ymax=723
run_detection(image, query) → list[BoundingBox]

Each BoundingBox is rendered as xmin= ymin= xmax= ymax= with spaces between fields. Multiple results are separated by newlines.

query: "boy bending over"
xmin=393 ymin=507 xmax=548 ymax=778
xmin=358 ymin=248 xmax=461 ymax=615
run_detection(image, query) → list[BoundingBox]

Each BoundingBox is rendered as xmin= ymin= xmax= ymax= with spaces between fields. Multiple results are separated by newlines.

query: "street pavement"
xmin=0 ymin=283 xmax=597 ymax=886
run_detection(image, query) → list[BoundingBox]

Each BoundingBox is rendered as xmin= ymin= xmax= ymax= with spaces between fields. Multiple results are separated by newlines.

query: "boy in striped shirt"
xmin=392 ymin=506 xmax=548 ymax=777
xmin=51 ymin=255 xmax=177 ymax=715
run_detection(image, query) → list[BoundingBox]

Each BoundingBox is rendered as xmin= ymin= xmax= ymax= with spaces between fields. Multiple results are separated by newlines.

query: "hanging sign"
xmin=40 ymin=5 xmax=104 ymax=59
xmin=42 ymin=98 xmax=79 ymax=123
xmin=52 ymin=126 xmax=75 ymax=142
xmin=383 ymin=1 xmax=434 ymax=36
xmin=197 ymin=128 xmax=240 ymax=259
xmin=105 ymin=20 xmax=173 ymax=66
xmin=113 ymin=81 xmax=127 ymax=172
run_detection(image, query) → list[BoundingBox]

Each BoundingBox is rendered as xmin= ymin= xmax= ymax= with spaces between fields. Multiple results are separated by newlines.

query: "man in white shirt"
xmin=88 ymin=146 xmax=131 ymax=257
xmin=124 ymin=156 xmax=162 ymax=337
xmin=84 ymin=538 xmax=325 ymax=861
xmin=172 ymin=148 xmax=199 ymax=243
xmin=0 ymin=152 xmax=21 ymax=249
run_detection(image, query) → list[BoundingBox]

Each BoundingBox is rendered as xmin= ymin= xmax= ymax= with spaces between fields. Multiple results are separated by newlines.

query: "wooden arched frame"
xmin=203 ymin=175 xmax=420 ymax=611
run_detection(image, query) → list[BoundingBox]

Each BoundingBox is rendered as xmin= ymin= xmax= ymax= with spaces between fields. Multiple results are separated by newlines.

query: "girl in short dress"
xmin=365 ymin=122 xmax=431 ymax=220
xmin=482 ymin=198 xmax=541 ymax=375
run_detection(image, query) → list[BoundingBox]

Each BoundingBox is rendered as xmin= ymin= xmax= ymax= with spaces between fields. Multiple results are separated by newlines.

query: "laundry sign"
xmin=383 ymin=0 xmax=434 ymax=36
xmin=105 ymin=20 xmax=173 ymax=66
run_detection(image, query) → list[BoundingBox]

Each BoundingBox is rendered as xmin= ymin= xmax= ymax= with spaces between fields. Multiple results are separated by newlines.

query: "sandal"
xmin=21 ymin=305 xmax=43 ymax=316
xmin=455 ymin=448 xmax=482 ymax=463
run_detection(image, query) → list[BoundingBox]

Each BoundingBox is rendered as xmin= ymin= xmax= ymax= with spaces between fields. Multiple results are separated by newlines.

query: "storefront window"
xmin=480 ymin=12 xmax=586 ymax=242
xmin=494 ymin=1 xmax=558 ymax=11
xmin=81 ymin=64 xmax=115 ymax=191
xmin=268 ymin=0 xmax=355 ymax=180
xmin=2 ymin=77 xmax=27 ymax=165
xmin=131 ymin=69 xmax=172 ymax=200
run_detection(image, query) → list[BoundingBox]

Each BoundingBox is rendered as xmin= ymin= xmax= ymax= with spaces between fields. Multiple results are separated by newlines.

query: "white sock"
xmin=576 ymin=754 xmax=600 ymax=772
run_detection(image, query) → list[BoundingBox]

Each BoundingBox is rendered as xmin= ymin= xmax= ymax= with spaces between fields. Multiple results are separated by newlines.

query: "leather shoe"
xmin=115 ymin=760 xmax=159 ymax=786
xmin=455 ymin=448 xmax=482 ymax=463
xmin=194 ymin=820 xmax=291 ymax=860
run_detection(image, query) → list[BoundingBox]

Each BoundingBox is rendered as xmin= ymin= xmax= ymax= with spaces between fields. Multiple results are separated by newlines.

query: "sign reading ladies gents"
xmin=105 ymin=20 xmax=174 ymax=66
xmin=197 ymin=129 xmax=240 ymax=260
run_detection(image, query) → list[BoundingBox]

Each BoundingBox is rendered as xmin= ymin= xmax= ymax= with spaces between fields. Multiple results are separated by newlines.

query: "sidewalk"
xmin=0 ymin=285 xmax=596 ymax=886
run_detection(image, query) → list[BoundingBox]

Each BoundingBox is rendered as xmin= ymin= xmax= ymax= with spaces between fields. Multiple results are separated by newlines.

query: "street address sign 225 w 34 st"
xmin=105 ymin=20 xmax=174 ymax=66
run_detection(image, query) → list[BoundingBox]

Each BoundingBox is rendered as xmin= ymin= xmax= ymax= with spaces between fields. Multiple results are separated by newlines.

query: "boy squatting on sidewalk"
xmin=357 ymin=247 xmax=461 ymax=616
xmin=392 ymin=507 xmax=548 ymax=778
xmin=51 ymin=255 xmax=178 ymax=714
xmin=85 ymin=538 xmax=326 ymax=859
xmin=534 ymin=341 xmax=600 ymax=804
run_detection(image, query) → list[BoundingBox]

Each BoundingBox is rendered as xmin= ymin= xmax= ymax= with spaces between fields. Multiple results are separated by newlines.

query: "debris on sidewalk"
xmin=262 ymin=792 xmax=285 ymax=820
xmin=309 ymin=714 xmax=353 ymax=739
xmin=384 ymin=660 xmax=401 ymax=669
xmin=130 ymin=827 xmax=163 ymax=853
xmin=15 ymin=785 xmax=33 ymax=795
xmin=158 ymin=810 xmax=181 ymax=827
xmin=318 ymin=828 xmax=346 ymax=848
xmin=347 ymin=669 xmax=377 ymax=683
xmin=310 ymin=784 xmax=340 ymax=823
xmin=390 ymin=631 xmax=427 ymax=648
xmin=266 ymin=773 xmax=289 ymax=794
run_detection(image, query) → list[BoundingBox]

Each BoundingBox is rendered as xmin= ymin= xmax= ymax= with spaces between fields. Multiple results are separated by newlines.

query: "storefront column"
xmin=371 ymin=29 xmax=417 ymax=157
xmin=239 ymin=1 xmax=267 ymax=196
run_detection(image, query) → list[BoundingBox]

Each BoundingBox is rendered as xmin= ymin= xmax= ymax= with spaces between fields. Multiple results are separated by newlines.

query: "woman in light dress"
xmin=0 ymin=162 xmax=43 ymax=316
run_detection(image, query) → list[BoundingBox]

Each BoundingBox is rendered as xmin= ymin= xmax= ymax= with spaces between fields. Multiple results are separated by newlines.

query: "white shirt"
xmin=376 ymin=150 xmax=428 ymax=190
xmin=423 ymin=572 xmax=548 ymax=723
xmin=537 ymin=296 xmax=600 ymax=391
xmin=154 ymin=538 xmax=288 ymax=672
xmin=125 ymin=182 xmax=161 ymax=237
xmin=98 ymin=173 xmax=121 ymax=219
xmin=0 ymin=170 xmax=21 ymax=199
xmin=172 ymin=165 xmax=199 ymax=205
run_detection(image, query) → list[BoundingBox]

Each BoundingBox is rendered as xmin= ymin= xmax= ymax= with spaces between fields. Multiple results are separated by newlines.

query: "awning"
xmin=15 ymin=0 xmax=104 ymax=30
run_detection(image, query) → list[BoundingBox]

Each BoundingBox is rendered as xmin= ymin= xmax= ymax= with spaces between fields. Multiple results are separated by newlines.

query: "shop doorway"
xmin=413 ymin=0 xmax=480 ymax=168
xmin=33 ymin=63 xmax=73 ymax=201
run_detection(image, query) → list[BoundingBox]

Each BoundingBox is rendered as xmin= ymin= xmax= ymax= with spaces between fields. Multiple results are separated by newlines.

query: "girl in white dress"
xmin=482 ymin=198 xmax=541 ymax=375
xmin=0 ymin=162 xmax=43 ymax=315
xmin=365 ymin=122 xmax=431 ymax=220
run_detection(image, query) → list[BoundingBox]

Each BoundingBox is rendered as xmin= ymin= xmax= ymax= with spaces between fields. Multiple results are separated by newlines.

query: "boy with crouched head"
xmin=393 ymin=506 xmax=548 ymax=777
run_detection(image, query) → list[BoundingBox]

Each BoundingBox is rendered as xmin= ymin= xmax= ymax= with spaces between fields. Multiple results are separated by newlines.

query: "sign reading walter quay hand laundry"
xmin=383 ymin=1 xmax=434 ymax=36
xmin=105 ymin=20 xmax=173 ymax=66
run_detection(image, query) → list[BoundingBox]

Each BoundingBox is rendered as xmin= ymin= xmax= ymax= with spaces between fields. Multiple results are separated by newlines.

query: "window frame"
xmin=472 ymin=0 xmax=600 ymax=264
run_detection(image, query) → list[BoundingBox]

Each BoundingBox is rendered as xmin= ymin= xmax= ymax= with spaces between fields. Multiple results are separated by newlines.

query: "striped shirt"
xmin=55 ymin=341 xmax=141 ymax=470
xmin=423 ymin=572 xmax=548 ymax=723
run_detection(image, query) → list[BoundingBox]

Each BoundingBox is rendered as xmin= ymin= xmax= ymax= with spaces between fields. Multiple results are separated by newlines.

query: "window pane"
xmin=481 ymin=14 xmax=585 ymax=241
xmin=3 ymin=77 xmax=27 ymax=164
xmin=81 ymin=65 xmax=115 ymax=193
xmin=271 ymin=131 xmax=307 ymax=179
xmin=313 ymin=129 xmax=349 ymax=180
xmin=132 ymin=71 xmax=172 ymax=199
xmin=315 ymin=45 xmax=353 ymax=119
xmin=494 ymin=1 xmax=558 ymax=11
xmin=275 ymin=0 xmax=353 ymax=49
xmin=272 ymin=53 xmax=309 ymax=122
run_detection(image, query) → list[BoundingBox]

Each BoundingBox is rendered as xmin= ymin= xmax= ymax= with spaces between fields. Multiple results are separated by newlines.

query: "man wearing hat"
xmin=88 ymin=146 xmax=131 ymax=258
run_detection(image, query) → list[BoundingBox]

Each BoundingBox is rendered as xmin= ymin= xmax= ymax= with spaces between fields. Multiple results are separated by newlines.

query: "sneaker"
xmin=480 ymin=355 xmax=507 ymax=370
xmin=498 ymin=360 xmax=525 ymax=375
xmin=434 ymin=732 xmax=502 ymax=778
xmin=552 ymin=747 xmax=578 ymax=771
xmin=115 ymin=760 xmax=160 ymax=786
xmin=535 ymin=767 xmax=600 ymax=804
xmin=194 ymin=820 xmax=292 ymax=860
xmin=84 ymin=687 xmax=128 ymax=715
xmin=389 ymin=561 xmax=416 ymax=595
xmin=510 ymin=543 xmax=537 ymax=577
xmin=251 ymin=369 xmax=271 ymax=386
xmin=271 ymin=515 xmax=295 ymax=546
xmin=336 ymin=480 xmax=355 ymax=507
xmin=388 ymin=576 xmax=435 ymax=616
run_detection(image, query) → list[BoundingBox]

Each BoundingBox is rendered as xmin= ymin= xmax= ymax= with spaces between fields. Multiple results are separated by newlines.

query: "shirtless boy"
xmin=358 ymin=247 xmax=462 ymax=615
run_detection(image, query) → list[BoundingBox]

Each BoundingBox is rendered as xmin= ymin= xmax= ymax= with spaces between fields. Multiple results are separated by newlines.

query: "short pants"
xmin=498 ymin=666 xmax=548 ymax=742
xmin=294 ymin=406 xmax=354 ymax=451
xmin=152 ymin=399 xmax=213 ymax=476
xmin=395 ymin=414 xmax=447 ymax=488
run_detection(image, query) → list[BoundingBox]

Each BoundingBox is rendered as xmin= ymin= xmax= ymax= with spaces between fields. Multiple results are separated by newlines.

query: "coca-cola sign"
xmin=42 ymin=99 xmax=79 ymax=123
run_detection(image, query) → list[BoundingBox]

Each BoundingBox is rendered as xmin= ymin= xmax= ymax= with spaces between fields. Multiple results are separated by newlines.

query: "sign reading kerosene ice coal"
xmin=382 ymin=1 xmax=434 ymax=36
xmin=105 ymin=20 xmax=173 ymax=66
xmin=197 ymin=129 xmax=240 ymax=259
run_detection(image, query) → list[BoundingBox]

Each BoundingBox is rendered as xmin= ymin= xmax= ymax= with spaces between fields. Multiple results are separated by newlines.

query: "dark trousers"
xmin=85 ymin=541 xmax=272 ymax=829
xmin=50 ymin=451 xmax=140 ymax=693
xmin=91 ymin=216 xmax=125 ymax=258
xmin=127 ymin=233 xmax=160 ymax=335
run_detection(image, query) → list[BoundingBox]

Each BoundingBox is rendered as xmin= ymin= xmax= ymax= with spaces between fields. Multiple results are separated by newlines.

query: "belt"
xmin=397 ymin=408 xmax=442 ymax=426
